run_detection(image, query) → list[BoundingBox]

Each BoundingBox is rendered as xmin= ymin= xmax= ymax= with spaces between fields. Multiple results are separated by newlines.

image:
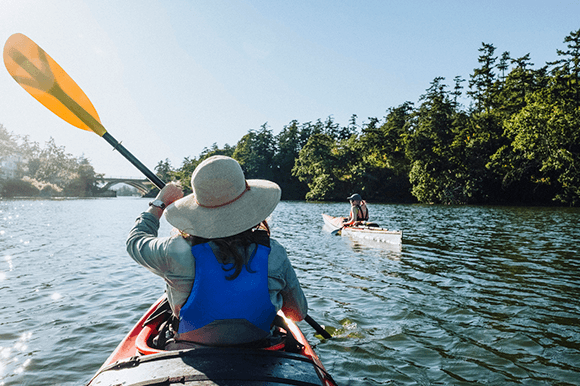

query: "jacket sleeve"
xmin=126 ymin=212 xmax=176 ymax=275
xmin=267 ymin=239 xmax=308 ymax=321
xmin=126 ymin=213 xmax=197 ymax=314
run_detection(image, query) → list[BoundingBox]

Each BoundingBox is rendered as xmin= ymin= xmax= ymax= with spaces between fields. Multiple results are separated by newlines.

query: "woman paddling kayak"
xmin=126 ymin=155 xmax=308 ymax=348
xmin=343 ymin=193 xmax=369 ymax=226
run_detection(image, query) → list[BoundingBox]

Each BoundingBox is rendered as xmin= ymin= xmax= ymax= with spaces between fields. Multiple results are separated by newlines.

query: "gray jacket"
xmin=126 ymin=212 xmax=308 ymax=323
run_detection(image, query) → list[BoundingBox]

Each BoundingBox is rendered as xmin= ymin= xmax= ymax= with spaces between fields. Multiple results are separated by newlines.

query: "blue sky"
xmin=1 ymin=0 xmax=579 ymax=177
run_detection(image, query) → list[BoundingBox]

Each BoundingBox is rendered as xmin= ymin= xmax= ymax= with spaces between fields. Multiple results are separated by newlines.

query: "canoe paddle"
xmin=3 ymin=33 xmax=332 ymax=340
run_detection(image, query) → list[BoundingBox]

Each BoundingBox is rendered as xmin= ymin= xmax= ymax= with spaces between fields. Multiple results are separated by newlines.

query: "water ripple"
xmin=1 ymin=199 xmax=579 ymax=385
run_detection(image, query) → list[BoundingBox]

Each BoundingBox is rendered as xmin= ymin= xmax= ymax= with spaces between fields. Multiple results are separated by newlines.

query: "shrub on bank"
xmin=0 ymin=178 xmax=40 ymax=198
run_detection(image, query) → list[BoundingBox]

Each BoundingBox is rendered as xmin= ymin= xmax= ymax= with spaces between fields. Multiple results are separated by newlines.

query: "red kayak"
xmin=86 ymin=295 xmax=337 ymax=386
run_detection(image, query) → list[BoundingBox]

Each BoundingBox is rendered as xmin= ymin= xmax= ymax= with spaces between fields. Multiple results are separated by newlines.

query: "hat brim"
xmin=164 ymin=179 xmax=281 ymax=239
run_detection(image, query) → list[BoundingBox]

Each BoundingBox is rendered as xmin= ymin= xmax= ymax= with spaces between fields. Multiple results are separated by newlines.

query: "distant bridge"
xmin=100 ymin=177 xmax=155 ymax=195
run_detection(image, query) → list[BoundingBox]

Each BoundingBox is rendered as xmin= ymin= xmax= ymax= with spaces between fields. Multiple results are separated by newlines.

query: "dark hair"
xmin=181 ymin=221 xmax=270 ymax=280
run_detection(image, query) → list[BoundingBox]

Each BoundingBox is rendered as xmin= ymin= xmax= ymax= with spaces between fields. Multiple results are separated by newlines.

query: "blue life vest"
xmin=177 ymin=242 xmax=276 ymax=338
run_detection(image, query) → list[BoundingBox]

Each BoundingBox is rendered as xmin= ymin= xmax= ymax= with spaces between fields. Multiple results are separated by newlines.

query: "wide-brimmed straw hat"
xmin=165 ymin=155 xmax=281 ymax=239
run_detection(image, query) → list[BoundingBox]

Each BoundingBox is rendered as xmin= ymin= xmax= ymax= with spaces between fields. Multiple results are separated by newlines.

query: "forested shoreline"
xmin=157 ymin=29 xmax=579 ymax=206
xmin=2 ymin=29 xmax=579 ymax=205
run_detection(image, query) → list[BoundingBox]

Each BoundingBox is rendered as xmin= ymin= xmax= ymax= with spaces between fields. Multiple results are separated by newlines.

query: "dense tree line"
xmin=0 ymin=125 xmax=103 ymax=197
xmin=160 ymin=30 xmax=579 ymax=206
xmin=6 ymin=30 xmax=577 ymax=205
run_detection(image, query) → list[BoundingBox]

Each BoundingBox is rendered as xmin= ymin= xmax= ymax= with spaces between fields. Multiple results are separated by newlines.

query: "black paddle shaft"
xmin=305 ymin=315 xmax=332 ymax=339
xmin=102 ymin=132 xmax=165 ymax=189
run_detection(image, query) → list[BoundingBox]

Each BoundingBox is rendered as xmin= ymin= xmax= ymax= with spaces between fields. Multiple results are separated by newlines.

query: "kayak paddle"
xmin=3 ymin=33 xmax=164 ymax=189
xmin=3 ymin=32 xmax=332 ymax=340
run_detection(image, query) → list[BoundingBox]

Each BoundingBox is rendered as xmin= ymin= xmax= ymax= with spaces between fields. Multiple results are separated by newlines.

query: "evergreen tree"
xmin=273 ymin=120 xmax=308 ymax=199
xmin=497 ymin=51 xmax=511 ymax=81
xmin=550 ymin=28 xmax=580 ymax=107
xmin=468 ymin=43 xmax=498 ymax=112
xmin=199 ymin=142 xmax=235 ymax=160
xmin=292 ymin=134 xmax=337 ymax=201
xmin=358 ymin=105 xmax=414 ymax=202
xmin=232 ymin=123 xmax=276 ymax=180
xmin=404 ymin=78 xmax=461 ymax=203
xmin=155 ymin=158 xmax=175 ymax=182
xmin=452 ymin=76 xmax=466 ymax=108
xmin=174 ymin=156 xmax=199 ymax=194
xmin=487 ymin=29 xmax=580 ymax=205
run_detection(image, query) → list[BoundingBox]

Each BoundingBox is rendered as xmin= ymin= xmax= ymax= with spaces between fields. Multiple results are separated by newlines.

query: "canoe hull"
xmin=322 ymin=213 xmax=345 ymax=234
xmin=87 ymin=295 xmax=336 ymax=386
xmin=88 ymin=348 xmax=329 ymax=386
xmin=342 ymin=225 xmax=402 ymax=244
xmin=322 ymin=213 xmax=403 ymax=245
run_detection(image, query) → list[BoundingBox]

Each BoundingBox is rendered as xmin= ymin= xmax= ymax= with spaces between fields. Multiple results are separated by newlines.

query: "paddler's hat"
xmin=165 ymin=155 xmax=281 ymax=238
xmin=347 ymin=193 xmax=362 ymax=201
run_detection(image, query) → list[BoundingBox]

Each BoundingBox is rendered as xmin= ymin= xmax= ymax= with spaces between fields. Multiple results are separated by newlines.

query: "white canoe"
xmin=322 ymin=213 xmax=403 ymax=245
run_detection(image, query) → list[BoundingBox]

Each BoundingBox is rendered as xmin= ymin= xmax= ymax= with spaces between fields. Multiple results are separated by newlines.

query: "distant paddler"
xmin=343 ymin=193 xmax=369 ymax=227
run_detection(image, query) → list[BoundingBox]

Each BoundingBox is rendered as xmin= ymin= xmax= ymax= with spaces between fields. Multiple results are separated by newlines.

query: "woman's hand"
xmin=148 ymin=183 xmax=184 ymax=218
xmin=156 ymin=183 xmax=184 ymax=207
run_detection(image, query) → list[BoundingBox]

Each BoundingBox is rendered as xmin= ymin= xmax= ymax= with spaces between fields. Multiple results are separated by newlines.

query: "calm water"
xmin=1 ymin=198 xmax=579 ymax=385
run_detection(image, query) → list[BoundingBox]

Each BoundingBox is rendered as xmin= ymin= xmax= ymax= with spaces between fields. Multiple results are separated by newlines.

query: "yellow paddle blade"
xmin=3 ymin=33 xmax=106 ymax=136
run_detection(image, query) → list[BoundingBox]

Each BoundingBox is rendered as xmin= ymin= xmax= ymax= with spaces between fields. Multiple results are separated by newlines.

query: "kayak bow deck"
xmin=322 ymin=213 xmax=403 ymax=245
xmin=87 ymin=295 xmax=337 ymax=386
